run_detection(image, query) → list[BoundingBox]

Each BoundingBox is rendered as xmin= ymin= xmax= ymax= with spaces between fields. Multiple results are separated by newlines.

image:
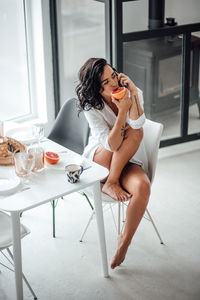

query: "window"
xmin=0 ymin=0 xmax=31 ymax=121
xmin=0 ymin=0 xmax=50 ymax=125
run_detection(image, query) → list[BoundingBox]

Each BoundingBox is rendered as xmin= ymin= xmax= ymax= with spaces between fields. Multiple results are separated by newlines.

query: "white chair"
xmin=79 ymin=119 xmax=164 ymax=244
xmin=0 ymin=211 xmax=37 ymax=299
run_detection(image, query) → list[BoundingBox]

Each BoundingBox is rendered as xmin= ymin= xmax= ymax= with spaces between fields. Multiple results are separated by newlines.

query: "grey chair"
xmin=48 ymin=98 xmax=91 ymax=237
xmin=48 ymin=98 xmax=90 ymax=155
xmin=48 ymin=98 xmax=164 ymax=245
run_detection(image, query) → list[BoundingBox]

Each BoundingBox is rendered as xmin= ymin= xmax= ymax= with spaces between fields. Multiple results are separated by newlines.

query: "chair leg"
xmin=7 ymin=249 xmax=37 ymax=299
xmin=0 ymin=252 xmax=14 ymax=272
xmin=118 ymin=202 xmax=121 ymax=235
xmin=109 ymin=204 xmax=118 ymax=233
xmin=78 ymin=191 xmax=94 ymax=210
xmin=79 ymin=210 xmax=95 ymax=242
xmin=51 ymin=193 xmax=93 ymax=240
xmin=78 ymin=191 xmax=95 ymax=242
xmin=145 ymin=208 xmax=164 ymax=244
xmin=120 ymin=203 xmax=127 ymax=234
xmin=122 ymin=203 xmax=126 ymax=223
xmin=51 ymin=199 xmax=58 ymax=238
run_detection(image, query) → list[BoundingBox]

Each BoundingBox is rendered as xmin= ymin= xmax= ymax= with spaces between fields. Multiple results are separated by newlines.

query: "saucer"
xmin=0 ymin=176 xmax=21 ymax=195
xmin=45 ymin=159 xmax=65 ymax=170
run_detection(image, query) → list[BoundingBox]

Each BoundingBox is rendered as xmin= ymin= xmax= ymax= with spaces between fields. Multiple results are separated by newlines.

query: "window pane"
xmin=58 ymin=0 xmax=105 ymax=106
xmin=0 ymin=0 xmax=30 ymax=121
xmin=123 ymin=35 xmax=183 ymax=140
xmin=188 ymin=32 xmax=200 ymax=135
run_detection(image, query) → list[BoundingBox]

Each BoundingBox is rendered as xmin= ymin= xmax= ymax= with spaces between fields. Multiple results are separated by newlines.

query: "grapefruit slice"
xmin=111 ymin=87 xmax=126 ymax=100
xmin=45 ymin=152 xmax=60 ymax=164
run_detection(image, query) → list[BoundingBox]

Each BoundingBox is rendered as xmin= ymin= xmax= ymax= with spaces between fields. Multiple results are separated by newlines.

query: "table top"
xmin=0 ymin=140 xmax=108 ymax=213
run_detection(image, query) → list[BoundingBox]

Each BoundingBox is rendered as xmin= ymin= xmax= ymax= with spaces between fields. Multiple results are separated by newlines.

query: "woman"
xmin=76 ymin=58 xmax=150 ymax=269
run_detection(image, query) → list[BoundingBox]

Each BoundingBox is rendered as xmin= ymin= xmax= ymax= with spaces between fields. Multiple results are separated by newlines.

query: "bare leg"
xmin=111 ymin=164 xmax=150 ymax=269
xmin=102 ymin=127 xmax=143 ymax=201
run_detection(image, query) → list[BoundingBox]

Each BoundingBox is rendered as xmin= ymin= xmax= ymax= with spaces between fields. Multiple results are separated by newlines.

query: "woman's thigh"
xmin=93 ymin=145 xmax=113 ymax=170
xmin=120 ymin=163 xmax=151 ymax=197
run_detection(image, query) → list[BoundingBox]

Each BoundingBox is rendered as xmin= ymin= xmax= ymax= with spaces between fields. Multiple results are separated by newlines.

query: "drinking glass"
xmin=14 ymin=152 xmax=35 ymax=184
xmin=32 ymin=123 xmax=45 ymax=145
xmin=28 ymin=146 xmax=44 ymax=172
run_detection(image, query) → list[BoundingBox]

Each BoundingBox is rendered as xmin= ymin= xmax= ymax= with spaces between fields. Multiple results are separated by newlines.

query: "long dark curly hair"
xmin=76 ymin=57 xmax=113 ymax=112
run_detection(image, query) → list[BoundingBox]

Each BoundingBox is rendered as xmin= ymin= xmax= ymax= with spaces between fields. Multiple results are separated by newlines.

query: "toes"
xmin=126 ymin=192 xmax=131 ymax=198
xmin=118 ymin=192 xmax=127 ymax=202
xmin=122 ymin=194 xmax=128 ymax=202
xmin=110 ymin=262 xmax=116 ymax=269
xmin=121 ymin=192 xmax=129 ymax=202
xmin=102 ymin=182 xmax=131 ymax=202
xmin=117 ymin=193 xmax=124 ymax=202
xmin=110 ymin=255 xmax=118 ymax=269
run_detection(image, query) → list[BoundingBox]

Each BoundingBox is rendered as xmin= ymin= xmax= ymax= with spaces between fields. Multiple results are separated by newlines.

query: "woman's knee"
xmin=131 ymin=178 xmax=151 ymax=201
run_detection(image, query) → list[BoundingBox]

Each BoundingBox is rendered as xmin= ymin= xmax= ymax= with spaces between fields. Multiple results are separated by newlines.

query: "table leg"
xmin=11 ymin=211 xmax=24 ymax=300
xmin=92 ymin=181 xmax=109 ymax=277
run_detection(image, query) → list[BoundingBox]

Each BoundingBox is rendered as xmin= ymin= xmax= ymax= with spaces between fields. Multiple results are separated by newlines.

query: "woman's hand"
xmin=111 ymin=89 xmax=132 ymax=113
xmin=117 ymin=73 xmax=141 ymax=114
xmin=117 ymin=73 xmax=137 ymax=94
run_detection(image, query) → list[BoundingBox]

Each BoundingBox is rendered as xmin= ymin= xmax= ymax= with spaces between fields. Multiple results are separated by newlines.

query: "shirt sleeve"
xmin=126 ymin=87 xmax=146 ymax=129
xmin=84 ymin=109 xmax=112 ymax=151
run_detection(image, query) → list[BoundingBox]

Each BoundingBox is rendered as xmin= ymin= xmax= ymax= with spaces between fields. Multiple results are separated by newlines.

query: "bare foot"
xmin=111 ymin=235 xmax=129 ymax=269
xmin=102 ymin=181 xmax=131 ymax=201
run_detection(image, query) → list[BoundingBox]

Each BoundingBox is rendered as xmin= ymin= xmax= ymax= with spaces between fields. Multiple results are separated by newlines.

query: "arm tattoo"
xmin=121 ymin=125 xmax=126 ymax=139
xmin=134 ymin=95 xmax=141 ymax=117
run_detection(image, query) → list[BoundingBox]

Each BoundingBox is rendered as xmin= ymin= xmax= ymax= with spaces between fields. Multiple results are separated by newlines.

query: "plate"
xmin=6 ymin=127 xmax=37 ymax=145
xmin=45 ymin=159 xmax=65 ymax=170
xmin=0 ymin=176 xmax=21 ymax=195
xmin=45 ymin=156 xmax=91 ymax=171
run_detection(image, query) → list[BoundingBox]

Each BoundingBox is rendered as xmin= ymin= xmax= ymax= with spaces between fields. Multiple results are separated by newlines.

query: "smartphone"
xmin=118 ymin=79 xmax=128 ymax=88
xmin=118 ymin=80 xmax=122 ymax=87
xmin=117 ymin=73 xmax=128 ymax=88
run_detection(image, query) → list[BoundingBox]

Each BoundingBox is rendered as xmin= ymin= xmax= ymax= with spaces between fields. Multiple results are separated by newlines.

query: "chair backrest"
xmin=83 ymin=118 xmax=163 ymax=203
xmin=48 ymin=98 xmax=90 ymax=155
xmin=0 ymin=211 xmax=29 ymax=250
xmin=98 ymin=118 xmax=163 ymax=203
xmin=143 ymin=119 xmax=163 ymax=183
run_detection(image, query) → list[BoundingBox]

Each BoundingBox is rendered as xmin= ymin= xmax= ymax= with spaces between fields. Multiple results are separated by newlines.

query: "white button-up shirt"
xmin=83 ymin=88 xmax=148 ymax=175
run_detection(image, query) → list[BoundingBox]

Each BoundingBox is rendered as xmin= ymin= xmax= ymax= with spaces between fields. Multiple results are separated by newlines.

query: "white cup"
xmin=65 ymin=164 xmax=83 ymax=183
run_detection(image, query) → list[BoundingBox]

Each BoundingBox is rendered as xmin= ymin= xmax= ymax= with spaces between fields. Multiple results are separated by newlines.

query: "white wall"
xmin=165 ymin=0 xmax=200 ymax=25
xmin=123 ymin=0 xmax=200 ymax=33
xmin=123 ymin=0 xmax=148 ymax=33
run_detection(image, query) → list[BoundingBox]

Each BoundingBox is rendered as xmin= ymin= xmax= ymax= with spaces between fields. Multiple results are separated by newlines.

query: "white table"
xmin=0 ymin=140 xmax=109 ymax=300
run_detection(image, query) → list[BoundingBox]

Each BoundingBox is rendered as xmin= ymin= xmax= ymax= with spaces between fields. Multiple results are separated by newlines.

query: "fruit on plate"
xmin=111 ymin=87 xmax=126 ymax=100
xmin=44 ymin=152 xmax=60 ymax=164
